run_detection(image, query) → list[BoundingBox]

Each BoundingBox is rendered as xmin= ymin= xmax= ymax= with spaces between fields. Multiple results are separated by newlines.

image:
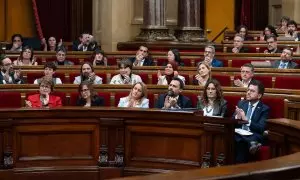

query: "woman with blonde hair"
xmin=118 ymin=82 xmax=149 ymax=108
xmin=194 ymin=62 xmax=211 ymax=86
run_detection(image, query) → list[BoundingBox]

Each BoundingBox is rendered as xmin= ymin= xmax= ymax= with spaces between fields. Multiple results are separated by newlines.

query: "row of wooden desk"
xmin=0 ymin=108 xmax=299 ymax=180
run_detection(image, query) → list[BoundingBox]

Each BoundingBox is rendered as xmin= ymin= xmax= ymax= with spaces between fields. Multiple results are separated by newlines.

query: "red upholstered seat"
xmin=181 ymin=74 xmax=190 ymax=85
xmin=182 ymin=92 xmax=198 ymax=108
xmin=114 ymin=91 xmax=130 ymax=106
xmin=223 ymin=95 xmax=243 ymax=117
xmin=0 ymin=92 xmax=21 ymax=108
xmin=212 ymin=74 xmax=231 ymax=86
xmin=274 ymin=76 xmax=300 ymax=89
xmin=156 ymin=58 xmax=168 ymax=66
xmin=27 ymin=72 xmax=44 ymax=84
xmin=182 ymin=59 xmax=192 ymax=66
xmin=253 ymin=76 xmax=273 ymax=88
xmin=138 ymin=73 xmax=149 ymax=84
xmin=69 ymin=73 xmax=80 ymax=83
xmin=262 ymin=97 xmax=284 ymax=118
xmin=68 ymin=58 xmax=82 ymax=65
xmin=231 ymin=59 xmax=252 ymax=67
xmin=152 ymin=74 xmax=159 ymax=85
xmin=107 ymin=57 xmax=117 ymax=66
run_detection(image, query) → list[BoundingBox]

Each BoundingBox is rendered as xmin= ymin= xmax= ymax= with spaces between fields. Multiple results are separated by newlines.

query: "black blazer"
xmin=155 ymin=94 xmax=192 ymax=109
xmin=129 ymin=57 xmax=154 ymax=66
xmin=72 ymin=40 xmax=99 ymax=51
xmin=0 ymin=72 xmax=24 ymax=84
xmin=76 ymin=95 xmax=105 ymax=106
xmin=272 ymin=60 xmax=298 ymax=69
xmin=197 ymin=99 xmax=227 ymax=117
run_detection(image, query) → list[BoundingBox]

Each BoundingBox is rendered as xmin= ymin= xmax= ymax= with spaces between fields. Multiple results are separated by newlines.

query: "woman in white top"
xmin=110 ymin=59 xmax=142 ymax=85
xmin=194 ymin=62 xmax=211 ymax=86
xmin=13 ymin=46 xmax=38 ymax=66
xmin=157 ymin=61 xmax=185 ymax=85
xmin=118 ymin=82 xmax=149 ymax=108
xmin=34 ymin=62 xmax=62 ymax=85
xmin=197 ymin=79 xmax=227 ymax=117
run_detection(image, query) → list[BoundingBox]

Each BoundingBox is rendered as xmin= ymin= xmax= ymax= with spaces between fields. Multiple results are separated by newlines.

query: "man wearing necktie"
xmin=233 ymin=80 xmax=270 ymax=163
xmin=272 ymin=47 xmax=298 ymax=69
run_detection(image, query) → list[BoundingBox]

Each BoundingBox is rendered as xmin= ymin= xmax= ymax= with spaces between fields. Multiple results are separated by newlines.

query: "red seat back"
xmin=114 ymin=91 xmax=130 ymax=106
xmin=231 ymin=59 xmax=252 ymax=68
xmin=224 ymin=95 xmax=243 ymax=117
xmin=69 ymin=73 xmax=80 ymax=83
xmin=0 ymin=92 xmax=21 ymax=108
xmin=254 ymin=76 xmax=273 ymax=88
xmin=275 ymin=76 xmax=300 ymax=89
xmin=212 ymin=74 xmax=231 ymax=86
xmin=27 ymin=72 xmax=44 ymax=84
xmin=182 ymin=92 xmax=198 ymax=108
xmin=262 ymin=97 xmax=284 ymax=118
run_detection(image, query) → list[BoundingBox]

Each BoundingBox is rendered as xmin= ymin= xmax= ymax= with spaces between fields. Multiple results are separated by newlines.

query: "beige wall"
xmin=95 ymin=0 xmax=179 ymax=51
xmin=282 ymin=0 xmax=300 ymax=23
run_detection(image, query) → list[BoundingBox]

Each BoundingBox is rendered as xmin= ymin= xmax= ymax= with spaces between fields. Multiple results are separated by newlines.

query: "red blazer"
xmin=27 ymin=94 xmax=62 ymax=108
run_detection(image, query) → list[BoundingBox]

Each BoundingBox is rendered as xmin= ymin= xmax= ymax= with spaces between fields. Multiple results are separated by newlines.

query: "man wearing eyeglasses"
xmin=272 ymin=47 xmax=298 ymax=69
xmin=129 ymin=45 xmax=154 ymax=66
xmin=234 ymin=63 xmax=254 ymax=87
xmin=264 ymin=35 xmax=282 ymax=54
xmin=0 ymin=57 xmax=23 ymax=84
xmin=202 ymin=45 xmax=223 ymax=67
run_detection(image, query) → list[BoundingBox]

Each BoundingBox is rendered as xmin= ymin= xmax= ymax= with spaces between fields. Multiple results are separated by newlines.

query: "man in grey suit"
xmin=272 ymin=47 xmax=298 ymax=69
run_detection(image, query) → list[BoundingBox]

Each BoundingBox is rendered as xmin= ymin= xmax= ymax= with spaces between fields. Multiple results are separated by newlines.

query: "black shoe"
xmin=249 ymin=141 xmax=262 ymax=155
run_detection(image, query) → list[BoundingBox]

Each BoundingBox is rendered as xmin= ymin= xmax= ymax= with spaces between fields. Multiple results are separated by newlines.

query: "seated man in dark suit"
xmin=72 ymin=32 xmax=98 ymax=51
xmin=202 ymin=45 xmax=223 ymax=67
xmin=232 ymin=34 xmax=248 ymax=53
xmin=272 ymin=47 xmax=298 ymax=69
xmin=155 ymin=77 xmax=192 ymax=109
xmin=129 ymin=45 xmax=154 ymax=66
xmin=0 ymin=57 xmax=23 ymax=84
xmin=264 ymin=35 xmax=282 ymax=54
xmin=233 ymin=79 xmax=270 ymax=163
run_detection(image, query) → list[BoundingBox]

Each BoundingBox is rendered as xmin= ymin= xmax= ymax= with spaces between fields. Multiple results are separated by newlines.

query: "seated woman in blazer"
xmin=118 ymin=82 xmax=149 ymax=108
xmin=197 ymin=79 xmax=227 ymax=117
xmin=26 ymin=76 xmax=62 ymax=108
xmin=76 ymin=81 xmax=104 ymax=107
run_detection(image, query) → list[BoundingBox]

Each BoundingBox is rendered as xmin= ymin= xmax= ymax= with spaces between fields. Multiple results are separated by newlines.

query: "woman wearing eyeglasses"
xmin=76 ymin=81 xmax=105 ymax=107
xmin=25 ymin=76 xmax=62 ymax=108
xmin=157 ymin=61 xmax=185 ymax=85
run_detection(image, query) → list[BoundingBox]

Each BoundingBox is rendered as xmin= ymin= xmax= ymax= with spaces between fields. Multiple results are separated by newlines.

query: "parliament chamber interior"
xmin=1 ymin=0 xmax=300 ymax=179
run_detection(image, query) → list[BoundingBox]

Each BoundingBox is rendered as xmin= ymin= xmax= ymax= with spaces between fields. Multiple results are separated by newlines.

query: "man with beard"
xmin=0 ymin=57 xmax=23 ymax=84
xmin=264 ymin=35 xmax=282 ymax=54
xmin=73 ymin=62 xmax=102 ymax=84
xmin=272 ymin=47 xmax=298 ymax=69
xmin=202 ymin=45 xmax=223 ymax=67
xmin=155 ymin=77 xmax=192 ymax=109
xmin=233 ymin=80 xmax=270 ymax=163
xmin=233 ymin=63 xmax=254 ymax=87
xmin=285 ymin=20 xmax=300 ymax=41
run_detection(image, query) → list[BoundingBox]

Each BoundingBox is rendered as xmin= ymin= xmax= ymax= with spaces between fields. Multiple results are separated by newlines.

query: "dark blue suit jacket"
xmin=211 ymin=59 xmax=223 ymax=67
xmin=128 ymin=57 xmax=154 ymax=66
xmin=155 ymin=94 xmax=192 ymax=109
xmin=233 ymin=100 xmax=270 ymax=141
